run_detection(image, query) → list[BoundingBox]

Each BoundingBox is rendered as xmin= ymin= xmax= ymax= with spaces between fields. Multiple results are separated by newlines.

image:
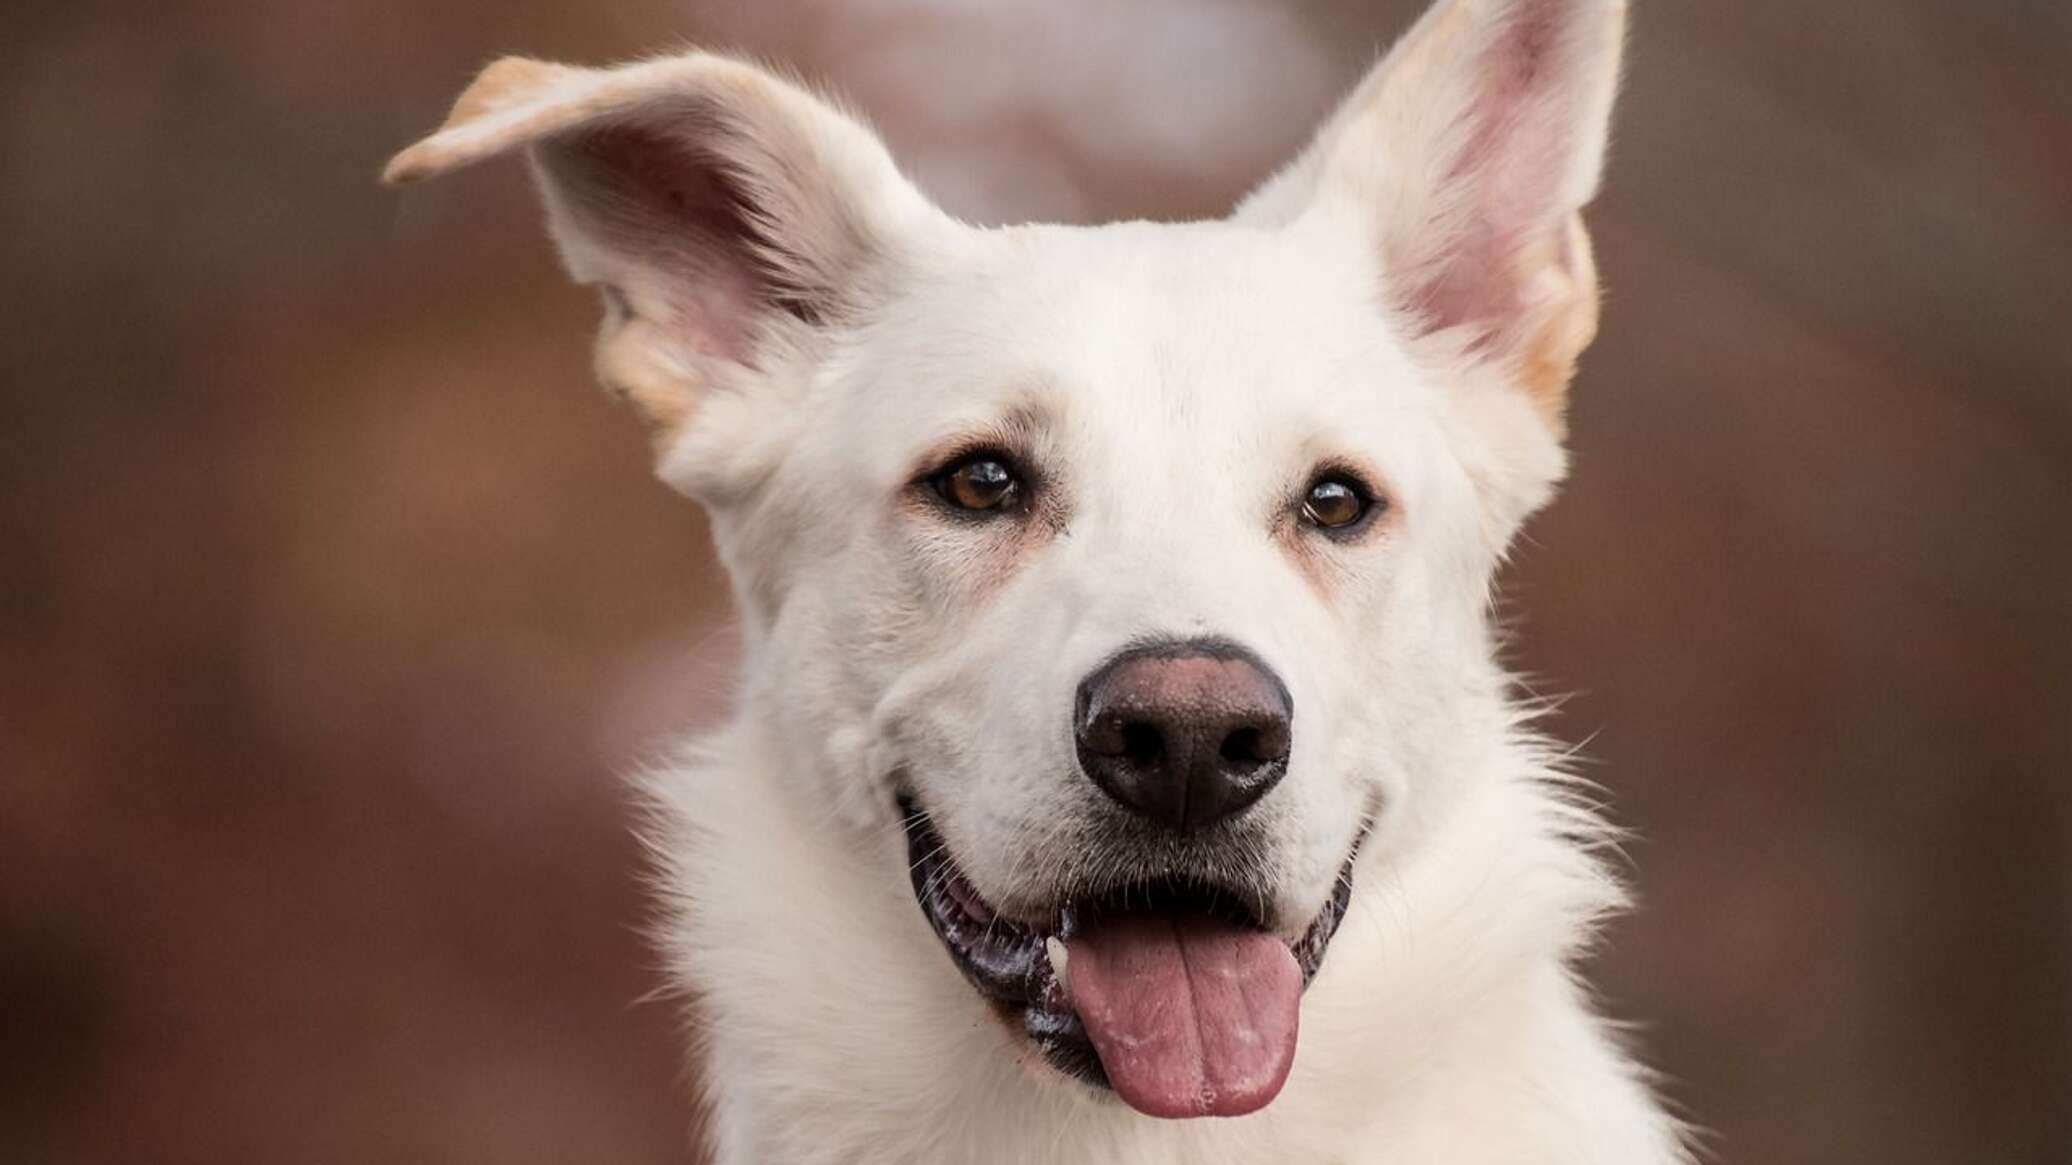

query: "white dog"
xmin=389 ymin=0 xmax=1689 ymax=1159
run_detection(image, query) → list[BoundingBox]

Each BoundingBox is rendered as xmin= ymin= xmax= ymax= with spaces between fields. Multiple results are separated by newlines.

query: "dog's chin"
xmin=898 ymin=795 xmax=1362 ymax=1119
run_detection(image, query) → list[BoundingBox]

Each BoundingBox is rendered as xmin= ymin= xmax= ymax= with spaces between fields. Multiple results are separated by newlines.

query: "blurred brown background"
xmin=4 ymin=2 xmax=2068 ymax=1162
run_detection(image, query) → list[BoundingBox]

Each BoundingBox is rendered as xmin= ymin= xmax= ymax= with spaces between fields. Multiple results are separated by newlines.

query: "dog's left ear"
xmin=1238 ymin=0 xmax=1625 ymax=437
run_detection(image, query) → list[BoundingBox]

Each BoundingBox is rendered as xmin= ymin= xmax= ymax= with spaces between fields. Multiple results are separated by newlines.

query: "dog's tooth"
xmin=1044 ymin=936 xmax=1070 ymax=987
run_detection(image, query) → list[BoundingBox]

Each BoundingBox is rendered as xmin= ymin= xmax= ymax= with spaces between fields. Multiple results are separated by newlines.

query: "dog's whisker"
xmin=906 ymin=841 xmax=950 ymax=876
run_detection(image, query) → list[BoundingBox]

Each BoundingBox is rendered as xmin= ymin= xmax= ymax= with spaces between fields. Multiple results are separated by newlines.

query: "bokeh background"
xmin=5 ymin=1 xmax=2068 ymax=1162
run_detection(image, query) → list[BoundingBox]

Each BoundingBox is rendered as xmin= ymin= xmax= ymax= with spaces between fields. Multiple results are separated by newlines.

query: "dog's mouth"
xmin=900 ymin=797 xmax=1359 ymax=1120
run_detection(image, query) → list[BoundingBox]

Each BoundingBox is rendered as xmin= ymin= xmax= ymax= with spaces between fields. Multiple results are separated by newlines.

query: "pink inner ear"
xmin=1410 ymin=4 xmax=1574 ymax=340
xmin=561 ymin=122 xmax=792 ymax=366
xmin=684 ymin=259 xmax=763 ymax=364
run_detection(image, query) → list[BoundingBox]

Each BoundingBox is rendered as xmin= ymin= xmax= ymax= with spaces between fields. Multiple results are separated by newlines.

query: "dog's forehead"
xmin=844 ymin=218 xmax=1440 ymax=463
xmin=957 ymin=219 xmax=1399 ymax=387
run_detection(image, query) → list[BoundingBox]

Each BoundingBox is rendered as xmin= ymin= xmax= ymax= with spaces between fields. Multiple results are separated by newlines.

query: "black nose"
xmin=1074 ymin=640 xmax=1293 ymax=834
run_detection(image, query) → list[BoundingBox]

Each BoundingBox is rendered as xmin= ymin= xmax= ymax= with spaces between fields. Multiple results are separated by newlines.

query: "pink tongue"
xmin=1063 ymin=913 xmax=1300 ymax=1119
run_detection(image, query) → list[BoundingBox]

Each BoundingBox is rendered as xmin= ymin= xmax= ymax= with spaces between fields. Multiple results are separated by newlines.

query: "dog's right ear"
xmin=1235 ymin=0 xmax=1625 ymax=440
xmin=387 ymin=54 xmax=943 ymax=452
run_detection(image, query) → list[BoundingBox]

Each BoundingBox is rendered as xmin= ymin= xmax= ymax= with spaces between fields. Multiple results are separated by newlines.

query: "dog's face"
xmin=392 ymin=0 xmax=1623 ymax=1120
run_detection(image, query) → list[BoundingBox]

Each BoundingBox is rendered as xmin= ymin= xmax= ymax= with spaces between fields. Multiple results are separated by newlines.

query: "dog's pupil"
xmin=1305 ymin=480 xmax=1363 ymax=528
xmin=951 ymin=460 xmax=1013 ymax=509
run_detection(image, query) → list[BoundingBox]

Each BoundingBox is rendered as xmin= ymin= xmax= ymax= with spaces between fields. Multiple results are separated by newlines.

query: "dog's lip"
xmin=897 ymin=795 xmax=1362 ymax=1095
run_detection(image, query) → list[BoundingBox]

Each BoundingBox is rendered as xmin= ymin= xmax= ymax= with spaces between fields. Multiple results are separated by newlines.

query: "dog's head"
xmin=391 ymin=0 xmax=1624 ymax=1120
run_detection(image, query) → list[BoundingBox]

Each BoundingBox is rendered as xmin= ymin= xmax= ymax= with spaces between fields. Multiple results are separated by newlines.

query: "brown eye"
xmin=1301 ymin=475 xmax=1373 ymax=531
xmin=932 ymin=455 xmax=1021 ymax=513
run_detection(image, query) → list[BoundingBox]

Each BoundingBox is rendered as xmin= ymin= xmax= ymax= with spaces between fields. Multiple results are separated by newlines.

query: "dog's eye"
xmin=1301 ymin=475 xmax=1375 ymax=532
xmin=932 ymin=454 xmax=1022 ymax=513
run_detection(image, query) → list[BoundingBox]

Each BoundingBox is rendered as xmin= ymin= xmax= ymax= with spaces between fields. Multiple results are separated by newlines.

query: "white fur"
xmin=391 ymin=1 xmax=1689 ymax=1159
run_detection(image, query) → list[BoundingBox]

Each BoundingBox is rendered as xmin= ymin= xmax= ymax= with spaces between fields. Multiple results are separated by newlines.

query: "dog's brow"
xmin=900 ymin=394 xmax=1060 ymax=484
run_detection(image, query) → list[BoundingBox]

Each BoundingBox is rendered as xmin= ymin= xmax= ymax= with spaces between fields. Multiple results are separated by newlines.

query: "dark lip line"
xmin=897 ymin=793 xmax=1368 ymax=1093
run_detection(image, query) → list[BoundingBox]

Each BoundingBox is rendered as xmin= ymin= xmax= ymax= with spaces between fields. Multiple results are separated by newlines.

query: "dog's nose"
xmin=1074 ymin=640 xmax=1292 ymax=834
